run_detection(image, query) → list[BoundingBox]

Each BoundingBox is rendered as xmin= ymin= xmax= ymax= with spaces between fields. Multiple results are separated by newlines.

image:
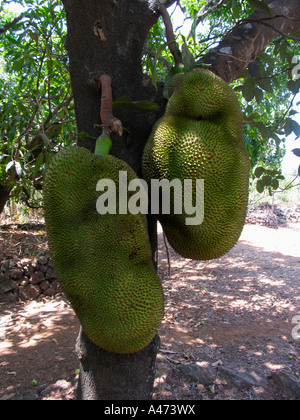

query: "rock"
xmin=27 ymin=284 xmax=41 ymax=299
xmin=19 ymin=389 xmax=39 ymax=400
xmin=0 ymin=273 xmax=18 ymax=293
xmin=30 ymin=271 xmax=45 ymax=284
xmin=38 ymin=255 xmax=48 ymax=265
xmin=43 ymin=283 xmax=56 ymax=297
xmin=177 ymin=361 xmax=217 ymax=385
xmin=23 ymin=264 xmax=34 ymax=277
xmin=0 ymin=291 xmax=17 ymax=302
xmin=268 ymin=372 xmax=300 ymax=400
xmin=38 ymin=263 xmax=48 ymax=273
xmin=7 ymin=268 xmax=23 ymax=280
xmin=218 ymin=366 xmax=266 ymax=389
xmin=18 ymin=277 xmax=29 ymax=287
xmin=45 ymin=267 xmax=56 ymax=280
xmin=19 ymin=284 xmax=41 ymax=301
xmin=40 ymin=280 xmax=50 ymax=291
xmin=8 ymin=260 xmax=17 ymax=269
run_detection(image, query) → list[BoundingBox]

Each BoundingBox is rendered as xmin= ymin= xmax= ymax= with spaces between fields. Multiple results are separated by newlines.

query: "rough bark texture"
xmin=201 ymin=0 xmax=300 ymax=83
xmin=76 ymin=328 xmax=160 ymax=400
xmin=0 ymin=184 xmax=11 ymax=214
xmin=62 ymin=0 xmax=170 ymax=175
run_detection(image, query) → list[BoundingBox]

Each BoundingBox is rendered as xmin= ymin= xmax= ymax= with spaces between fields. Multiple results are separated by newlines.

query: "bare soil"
xmin=0 ymin=221 xmax=299 ymax=400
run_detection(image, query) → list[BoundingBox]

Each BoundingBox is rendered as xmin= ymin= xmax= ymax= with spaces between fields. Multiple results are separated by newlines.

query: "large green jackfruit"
xmin=142 ymin=69 xmax=250 ymax=260
xmin=44 ymin=147 xmax=164 ymax=354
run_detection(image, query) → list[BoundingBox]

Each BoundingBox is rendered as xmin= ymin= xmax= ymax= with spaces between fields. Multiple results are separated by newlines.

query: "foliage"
xmin=0 ymin=0 xmax=75 ymax=210
xmin=145 ymin=0 xmax=300 ymax=195
xmin=0 ymin=0 xmax=300 ymax=212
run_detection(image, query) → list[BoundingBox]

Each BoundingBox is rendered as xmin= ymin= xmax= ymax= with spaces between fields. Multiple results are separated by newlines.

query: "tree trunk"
xmin=61 ymin=0 xmax=170 ymax=400
xmin=0 ymin=184 xmax=11 ymax=215
xmin=62 ymin=0 xmax=169 ymax=175
xmin=76 ymin=328 xmax=160 ymax=400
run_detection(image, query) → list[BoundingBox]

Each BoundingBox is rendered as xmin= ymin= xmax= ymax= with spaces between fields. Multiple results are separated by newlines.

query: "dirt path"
xmin=0 ymin=223 xmax=299 ymax=400
xmin=156 ymin=223 xmax=299 ymax=399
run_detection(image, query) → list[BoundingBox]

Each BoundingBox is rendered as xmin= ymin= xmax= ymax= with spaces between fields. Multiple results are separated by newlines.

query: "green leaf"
xmin=181 ymin=41 xmax=195 ymax=72
xmin=242 ymin=77 xmax=256 ymax=102
xmin=256 ymin=179 xmax=265 ymax=193
xmin=255 ymin=121 xmax=270 ymax=139
xmin=248 ymin=61 xmax=260 ymax=78
xmin=256 ymin=77 xmax=273 ymax=94
xmin=255 ymin=88 xmax=264 ymax=105
xmin=254 ymin=167 xmax=265 ymax=178
xmin=291 ymin=121 xmax=300 ymax=138
xmin=261 ymin=175 xmax=272 ymax=187
xmin=78 ymin=132 xmax=97 ymax=142
xmin=33 ymin=152 xmax=44 ymax=176
xmin=231 ymin=0 xmax=240 ymax=18
xmin=29 ymin=31 xmax=39 ymax=43
xmin=12 ymin=58 xmax=24 ymax=72
xmin=285 ymin=119 xmax=300 ymax=138
xmin=287 ymin=79 xmax=300 ymax=95
xmin=271 ymin=179 xmax=279 ymax=190
xmin=292 ymin=148 xmax=300 ymax=158
xmin=247 ymin=0 xmax=273 ymax=17
xmin=154 ymin=39 xmax=176 ymax=62
xmin=113 ymin=96 xmax=159 ymax=112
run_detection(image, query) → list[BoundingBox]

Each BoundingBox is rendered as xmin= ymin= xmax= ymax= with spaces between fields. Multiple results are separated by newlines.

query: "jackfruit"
xmin=44 ymin=146 xmax=164 ymax=354
xmin=142 ymin=69 xmax=250 ymax=260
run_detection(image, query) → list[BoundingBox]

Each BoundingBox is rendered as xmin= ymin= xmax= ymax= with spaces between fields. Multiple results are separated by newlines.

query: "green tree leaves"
xmin=255 ymin=167 xmax=284 ymax=194
xmin=247 ymin=0 xmax=272 ymax=17
xmin=0 ymin=0 xmax=75 ymax=210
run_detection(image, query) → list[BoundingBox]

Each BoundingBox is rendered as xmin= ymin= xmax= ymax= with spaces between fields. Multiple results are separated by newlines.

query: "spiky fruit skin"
xmin=142 ymin=69 xmax=250 ymax=260
xmin=43 ymin=147 xmax=164 ymax=354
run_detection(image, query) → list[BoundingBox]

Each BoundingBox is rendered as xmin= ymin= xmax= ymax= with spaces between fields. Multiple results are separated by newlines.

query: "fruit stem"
xmin=97 ymin=74 xmax=123 ymax=141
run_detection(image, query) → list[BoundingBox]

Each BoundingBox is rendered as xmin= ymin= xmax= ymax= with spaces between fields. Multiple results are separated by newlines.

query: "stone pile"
xmin=0 ymin=255 xmax=61 ymax=303
xmin=246 ymin=204 xmax=300 ymax=228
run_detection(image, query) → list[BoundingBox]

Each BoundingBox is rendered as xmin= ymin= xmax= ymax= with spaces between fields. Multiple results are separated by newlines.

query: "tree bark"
xmin=76 ymin=328 xmax=160 ymax=400
xmin=62 ymin=0 xmax=168 ymax=175
xmin=0 ymin=184 xmax=11 ymax=214
xmin=200 ymin=0 xmax=300 ymax=83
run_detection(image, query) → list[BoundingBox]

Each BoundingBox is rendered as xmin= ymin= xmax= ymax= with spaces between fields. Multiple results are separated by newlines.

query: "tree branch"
xmin=188 ymin=0 xmax=227 ymax=38
xmin=0 ymin=13 xmax=24 ymax=35
xmin=159 ymin=4 xmax=183 ymax=67
xmin=199 ymin=0 xmax=300 ymax=83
